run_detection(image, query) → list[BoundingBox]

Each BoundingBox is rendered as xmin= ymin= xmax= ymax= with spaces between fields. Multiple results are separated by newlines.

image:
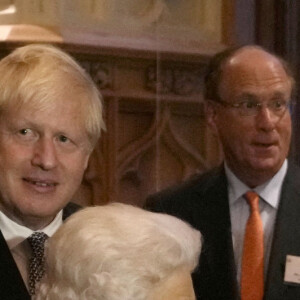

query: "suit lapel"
xmin=0 ymin=202 xmax=79 ymax=300
xmin=193 ymin=167 xmax=239 ymax=299
xmin=62 ymin=202 xmax=81 ymax=221
xmin=0 ymin=231 xmax=30 ymax=300
xmin=265 ymin=163 xmax=300 ymax=299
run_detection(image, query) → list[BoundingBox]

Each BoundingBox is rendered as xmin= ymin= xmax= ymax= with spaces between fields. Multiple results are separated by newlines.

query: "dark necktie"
xmin=241 ymin=191 xmax=264 ymax=300
xmin=27 ymin=232 xmax=48 ymax=296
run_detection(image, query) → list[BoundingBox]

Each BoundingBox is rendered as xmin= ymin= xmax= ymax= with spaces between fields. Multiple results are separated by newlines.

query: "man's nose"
xmin=31 ymin=138 xmax=58 ymax=170
xmin=255 ymin=105 xmax=276 ymax=131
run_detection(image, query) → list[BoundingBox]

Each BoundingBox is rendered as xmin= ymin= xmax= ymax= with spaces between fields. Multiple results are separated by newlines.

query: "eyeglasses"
xmin=215 ymin=98 xmax=294 ymax=116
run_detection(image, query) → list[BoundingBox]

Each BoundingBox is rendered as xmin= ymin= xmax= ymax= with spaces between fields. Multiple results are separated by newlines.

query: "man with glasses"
xmin=146 ymin=45 xmax=300 ymax=300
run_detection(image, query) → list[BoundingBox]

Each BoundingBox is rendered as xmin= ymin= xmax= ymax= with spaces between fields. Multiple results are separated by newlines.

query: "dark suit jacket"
xmin=0 ymin=202 xmax=80 ymax=300
xmin=145 ymin=163 xmax=300 ymax=300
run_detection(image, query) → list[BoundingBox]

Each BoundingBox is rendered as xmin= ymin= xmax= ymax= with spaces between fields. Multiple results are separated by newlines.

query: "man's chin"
xmin=21 ymin=213 xmax=56 ymax=230
xmin=250 ymin=159 xmax=283 ymax=175
xmin=15 ymin=205 xmax=59 ymax=227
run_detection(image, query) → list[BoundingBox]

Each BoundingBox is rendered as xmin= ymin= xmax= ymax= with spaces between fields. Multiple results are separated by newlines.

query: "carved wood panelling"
xmin=69 ymin=51 xmax=223 ymax=207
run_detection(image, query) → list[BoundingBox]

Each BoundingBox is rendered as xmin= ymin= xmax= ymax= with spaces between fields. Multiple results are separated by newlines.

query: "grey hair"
xmin=36 ymin=203 xmax=201 ymax=300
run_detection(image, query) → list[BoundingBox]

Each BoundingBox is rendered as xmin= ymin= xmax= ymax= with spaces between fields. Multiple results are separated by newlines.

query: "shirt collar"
xmin=0 ymin=210 xmax=63 ymax=249
xmin=225 ymin=159 xmax=288 ymax=209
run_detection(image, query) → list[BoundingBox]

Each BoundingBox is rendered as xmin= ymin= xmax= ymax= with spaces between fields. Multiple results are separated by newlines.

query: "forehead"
xmin=219 ymin=49 xmax=292 ymax=99
xmin=4 ymin=92 xmax=86 ymax=129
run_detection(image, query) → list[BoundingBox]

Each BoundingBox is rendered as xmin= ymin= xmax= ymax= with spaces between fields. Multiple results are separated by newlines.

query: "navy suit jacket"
xmin=0 ymin=202 xmax=80 ymax=300
xmin=145 ymin=163 xmax=300 ymax=300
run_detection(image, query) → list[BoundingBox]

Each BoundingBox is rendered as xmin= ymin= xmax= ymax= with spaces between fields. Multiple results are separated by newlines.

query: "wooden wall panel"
xmin=68 ymin=51 xmax=223 ymax=207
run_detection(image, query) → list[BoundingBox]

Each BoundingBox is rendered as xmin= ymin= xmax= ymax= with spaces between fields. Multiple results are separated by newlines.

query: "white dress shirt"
xmin=0 ymin=210 xmax=63 ymax=290
xmin=225 ymin=159 xmax=288 ymax=284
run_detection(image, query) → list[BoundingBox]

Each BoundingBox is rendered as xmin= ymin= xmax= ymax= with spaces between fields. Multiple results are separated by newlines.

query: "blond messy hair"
xmin=0 ymin=44 xmax=105 ymax=148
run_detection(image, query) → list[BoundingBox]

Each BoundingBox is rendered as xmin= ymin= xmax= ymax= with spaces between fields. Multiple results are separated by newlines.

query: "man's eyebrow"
xmin=11 ymin=119 xmax=36 ymax=128
xmin=236 ymin=91 xmax=289 ymax=101
xmin=271 ymin=91 xmax=288 ymax=98
xmin=236 ymin=93 xmax=257 ymax=101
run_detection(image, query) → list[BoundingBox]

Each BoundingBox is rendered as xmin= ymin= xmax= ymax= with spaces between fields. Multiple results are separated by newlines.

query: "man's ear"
xmin=84 ymin=152 xmax=92 ymax=171
xmin=204 ymin=100 xmax=219 ymax=135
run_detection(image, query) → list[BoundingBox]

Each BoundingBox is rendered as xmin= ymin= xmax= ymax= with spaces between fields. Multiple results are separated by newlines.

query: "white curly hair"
xmin=35 ymin=203 xmax=201 ymax=300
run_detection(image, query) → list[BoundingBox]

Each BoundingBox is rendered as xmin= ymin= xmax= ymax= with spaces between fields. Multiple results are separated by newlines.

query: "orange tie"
xmin=241 ymin=191 xmax=264 ymax=300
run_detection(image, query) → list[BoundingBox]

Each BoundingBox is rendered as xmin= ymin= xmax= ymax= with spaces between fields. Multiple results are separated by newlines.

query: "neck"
xmin=225 ymin=163 xmax=283 ymax=188
xmin=0 ymin=207 xmax=53 ymax=230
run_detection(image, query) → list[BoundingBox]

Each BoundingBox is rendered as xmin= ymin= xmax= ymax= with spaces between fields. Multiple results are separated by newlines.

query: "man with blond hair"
xmin=0 ymin=44 xmax=105 ymax=299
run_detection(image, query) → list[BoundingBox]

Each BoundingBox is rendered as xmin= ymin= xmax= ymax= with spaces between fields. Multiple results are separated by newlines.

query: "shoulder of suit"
xmin=281 ymin=161 xmax=300 ymax=190
xmin=287 ymin=161 xmax=300 ymax=175
xmin=62 ymin=202 xmax=82 ymax=220
xmin=145 ymin=166 xmax=224 ymax=205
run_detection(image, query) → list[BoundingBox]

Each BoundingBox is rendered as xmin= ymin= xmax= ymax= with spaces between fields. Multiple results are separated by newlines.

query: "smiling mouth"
xmin=255 ymin=143 xmax=274 ymax=147
xmin=23 ymin=178 xmax=58 ymax=187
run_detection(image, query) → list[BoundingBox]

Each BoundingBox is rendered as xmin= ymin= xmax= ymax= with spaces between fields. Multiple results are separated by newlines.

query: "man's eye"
xmin=241 ymin=101 xmax=257 ymax=109
xmin=57 ymin=135 xmax=78 ymax=151
xmin=59 ymin=135 xmax=69 ymax=143
xmin=271 ymin=100 xmax=286 ymax=110
xmin=19 ymin=128 xmax=31 ymax=135
xmin=16 ymin=128 xmax=36 ymax=141
xmin=18 ymin=128 xmax=34 ymax=137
